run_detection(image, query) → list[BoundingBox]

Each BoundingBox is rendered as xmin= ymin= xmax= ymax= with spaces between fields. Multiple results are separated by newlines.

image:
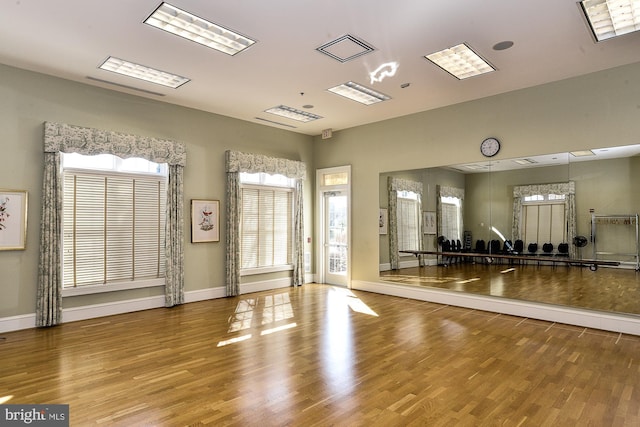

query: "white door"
xmin=317 ymin=166 xmax=351 ymax=287
xmin=324 ymin=191 xmax=348 ymax=286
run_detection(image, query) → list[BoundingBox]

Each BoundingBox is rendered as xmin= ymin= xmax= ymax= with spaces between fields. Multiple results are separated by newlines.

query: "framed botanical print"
xmin=0 ymin=189 xmax=28 ymax=250
xmin=191 ymin=199 xmax=220 ymax=243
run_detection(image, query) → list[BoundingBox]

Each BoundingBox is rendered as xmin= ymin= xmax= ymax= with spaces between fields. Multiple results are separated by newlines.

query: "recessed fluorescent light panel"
xmin=580 ymin=0 xmax=640 ymax=41
xmin=425 ymin=43 xmax=495 ymax=79
xmin=98 ymin=57 xmax=189 ymax=88
xmin=265 ymin=105 xmax=322 ymax=123
xmin=513 ymin=158 xmax=538 ymax=165
xmin=328 ymin=81 xmax=391 ymax=105
xmin=145 ymin=2 xmax=256 ymax=55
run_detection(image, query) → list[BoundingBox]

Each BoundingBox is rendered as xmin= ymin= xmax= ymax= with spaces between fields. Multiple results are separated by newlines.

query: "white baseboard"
xmin=185 ymin=286 xmax=226 ymax=303
xmin=0 ymin=279 xmax=288 ymax=334
xmin=352 ymin=280 xmax=640 ymax=336
xmin=0 ymin=314 xmax=37 ymax=334
xmin=240 ymin=277 xmax=291 ymax=294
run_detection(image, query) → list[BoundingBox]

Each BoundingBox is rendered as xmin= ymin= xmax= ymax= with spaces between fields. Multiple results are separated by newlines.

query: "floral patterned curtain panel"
xmin=387 ymin=177 xmax=423 ymax=270
xmin=37 ymin=122 xmax=186 ymax=327
xmin=225 ymin=150 xmax=306 ymax=296
xmin=512 ymin=182 xmax=576 ymax=258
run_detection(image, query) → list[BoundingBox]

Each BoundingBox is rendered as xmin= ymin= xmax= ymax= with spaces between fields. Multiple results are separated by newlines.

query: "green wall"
xmin=313 ymin=61 xmax=640 ymax=283
xmin=3 ymin=57 xmax=640 ymax=321
xmin=0 ymin=63 xmax=313 ymax=318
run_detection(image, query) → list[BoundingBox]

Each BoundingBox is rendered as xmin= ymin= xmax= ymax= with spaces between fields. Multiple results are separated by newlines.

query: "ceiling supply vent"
xmin=316 ymin=34 xmax=375 ymax=63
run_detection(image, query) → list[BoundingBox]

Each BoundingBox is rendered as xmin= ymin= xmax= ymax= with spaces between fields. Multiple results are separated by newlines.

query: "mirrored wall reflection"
xmin=379 ymin=144 xmax=640 ymax=316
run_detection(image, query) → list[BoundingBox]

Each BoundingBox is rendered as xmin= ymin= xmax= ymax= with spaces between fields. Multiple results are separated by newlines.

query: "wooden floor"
xmin=2 ymin=284 xmax=640 ymax=426
xmin=380 ymin=263 xmax=640 ymax=316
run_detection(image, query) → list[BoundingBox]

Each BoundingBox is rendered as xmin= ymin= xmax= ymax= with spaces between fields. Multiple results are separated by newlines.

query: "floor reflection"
xmin=380 ymin=264 xmax=640 ymax=315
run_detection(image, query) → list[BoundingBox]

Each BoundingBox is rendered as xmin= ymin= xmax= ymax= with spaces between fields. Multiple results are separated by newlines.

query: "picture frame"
xmin=423 ymin=211 xmax=436 ymax=235
xmin=379 ymin=208 xmax=388 ymax=235
xmin=191 ymin=199 xmax=219 ymax=243
xmin=0 ymin=189 xmax=28 ymax=250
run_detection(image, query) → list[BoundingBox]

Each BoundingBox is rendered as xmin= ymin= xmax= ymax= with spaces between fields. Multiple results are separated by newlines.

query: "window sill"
xmin=62 ymin=278 xmax=165 ymax=297
xmin=240 ymin=265 xmax=293 ymax=276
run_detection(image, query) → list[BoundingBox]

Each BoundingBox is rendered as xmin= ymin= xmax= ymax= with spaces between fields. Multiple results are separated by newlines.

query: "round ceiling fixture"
xmin=493 ymin=41 xmax=514 ymax=51
xmin=302 ymin=104 xmax=314 ymax=109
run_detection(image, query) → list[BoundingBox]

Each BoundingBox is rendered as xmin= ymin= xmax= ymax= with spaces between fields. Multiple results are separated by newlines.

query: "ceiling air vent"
xmin=316 ymin=34 xmax=375 ymax=63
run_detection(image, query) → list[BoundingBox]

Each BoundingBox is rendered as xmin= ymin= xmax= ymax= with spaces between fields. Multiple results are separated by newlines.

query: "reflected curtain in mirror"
xmin=512 ymin=182 xmax=576 ymax=258
xmin=387 ymin=177 xmax=423 ymax=269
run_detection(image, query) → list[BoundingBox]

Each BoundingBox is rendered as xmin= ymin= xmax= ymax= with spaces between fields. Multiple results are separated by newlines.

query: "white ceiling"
xmin=1 ymin=0 xmax=640 ymax=137
xmin=448 ymin=143 xmax=640 ymax=173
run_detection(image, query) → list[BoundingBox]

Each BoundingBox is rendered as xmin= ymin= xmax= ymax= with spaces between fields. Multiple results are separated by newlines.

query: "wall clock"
xmin=480 ymin=137 xmax=501 ymax=157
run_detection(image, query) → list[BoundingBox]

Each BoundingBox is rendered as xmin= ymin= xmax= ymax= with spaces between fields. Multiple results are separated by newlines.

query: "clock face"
xmin=481 ymin=137 xmax=500 ymax=157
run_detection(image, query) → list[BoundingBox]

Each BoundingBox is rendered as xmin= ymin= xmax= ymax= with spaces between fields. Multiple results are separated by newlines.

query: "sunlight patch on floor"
xmin=217 ymin=334 xmax=252 ymax=347
xmin=261 ymin=322 xmax=297 ymax=336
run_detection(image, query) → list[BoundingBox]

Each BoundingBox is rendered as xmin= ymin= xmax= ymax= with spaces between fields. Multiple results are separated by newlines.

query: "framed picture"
xmin=0 ymin=189 xmax=28 ymax=250
xmin=191 ymin=199 xmax=219 ymax=243
xmin=423 ymin=211 xmax=436 ymax=235
xmin=379 ymin=208 xmax=388 ymax=235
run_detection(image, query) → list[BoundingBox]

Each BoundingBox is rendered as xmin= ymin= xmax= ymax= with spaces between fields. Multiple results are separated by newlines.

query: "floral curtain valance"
xmin=44 ymin=122 xmax=186 ymax=166
xmin=513 ymin=182 xmax=575 ymax=198
xmin=225 ymin=150 xmax=305 ymax=179
xmin=438 ymin=185 xmax=465 ymax=200
xmin=388 ymin=177 xmax=423 ymax=196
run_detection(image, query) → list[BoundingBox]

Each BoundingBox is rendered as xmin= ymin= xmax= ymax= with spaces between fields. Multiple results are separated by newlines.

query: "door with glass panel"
xmin=317 ymin=166 xmax=351 ymax=287
xmin=324 ymin=191 xmax=348 ymax=286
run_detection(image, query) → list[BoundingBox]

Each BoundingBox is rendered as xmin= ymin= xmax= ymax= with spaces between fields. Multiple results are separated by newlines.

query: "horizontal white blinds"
xmin=241 ymin=187 xmax=292 ymax=269
xmin=397 ymin=197 xmax=419 ymax=251
xmin=63 ymin=171 xmax=166 ymax=287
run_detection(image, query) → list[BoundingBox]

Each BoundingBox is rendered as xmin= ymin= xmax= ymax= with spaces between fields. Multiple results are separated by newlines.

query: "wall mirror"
xmin=379 ymin=144 xmax=640 ymax=316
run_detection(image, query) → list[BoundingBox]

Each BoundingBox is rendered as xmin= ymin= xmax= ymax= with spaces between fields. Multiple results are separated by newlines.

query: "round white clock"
xmin=480 ymin=137 xmax=500 ymax=157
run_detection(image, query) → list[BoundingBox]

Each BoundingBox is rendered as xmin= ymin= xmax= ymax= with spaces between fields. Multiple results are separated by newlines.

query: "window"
xmin=522 ymin=193 xmax=566 ymax=246
xmin=240 ymin=172 xmax=294 ymax=273
xmin=397 ymin=191 xmax=420 ymax=251
xmin=441 ymin=195 xmax=462 ymax=242
xmin=61 ymin=153 xmax=167 ymax=290
xmin=524 ymin=194 xmax=565 ymax=202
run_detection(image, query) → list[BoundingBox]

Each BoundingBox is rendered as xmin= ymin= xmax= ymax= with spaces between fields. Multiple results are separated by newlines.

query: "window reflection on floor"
xmin=218 ymin=292 xmax=297 ymax=347
xmin=262 ymin=293 xmax=294 ymax=325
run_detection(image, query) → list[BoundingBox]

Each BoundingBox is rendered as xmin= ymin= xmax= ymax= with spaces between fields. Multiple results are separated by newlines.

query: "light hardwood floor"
xmin=380 ymin=263 xmax=640 ymax=315
xmin=1 ymin=284 xmax=639 ymax=426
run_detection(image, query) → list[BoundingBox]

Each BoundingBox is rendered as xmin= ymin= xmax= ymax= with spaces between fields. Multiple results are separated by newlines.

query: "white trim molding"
xmin=352 ymin=280 xmax=640 ymax=336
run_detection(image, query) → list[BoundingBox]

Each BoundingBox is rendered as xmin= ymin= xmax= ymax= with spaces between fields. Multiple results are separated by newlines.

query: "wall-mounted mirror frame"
xmin=379 ymin=144 xmax=640 ymax=316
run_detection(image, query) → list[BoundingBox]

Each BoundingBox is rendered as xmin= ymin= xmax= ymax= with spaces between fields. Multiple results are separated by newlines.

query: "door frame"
xmin=316 ymin=165 xmax=351 ymax=287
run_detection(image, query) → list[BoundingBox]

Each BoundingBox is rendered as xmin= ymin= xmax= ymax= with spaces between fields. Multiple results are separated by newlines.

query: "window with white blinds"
xmin=240 ymin=182 xmax=293 ymax=271
xmin=397 ymin=192 xmax=420 ymax=251
xmin=62 ymin=159 xmax=167 ymax=288
xmin=441 ymin=196 xmax=462 ymax=242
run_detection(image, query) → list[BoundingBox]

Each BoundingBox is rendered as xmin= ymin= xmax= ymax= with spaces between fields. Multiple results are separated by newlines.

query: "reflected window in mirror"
xmin=397 ymin=190 xmax=420 ymax=251
xmin=441 ymin=195 xmax=462 ymax=242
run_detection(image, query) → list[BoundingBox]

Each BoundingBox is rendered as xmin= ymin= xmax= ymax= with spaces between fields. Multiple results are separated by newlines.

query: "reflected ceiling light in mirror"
xmin=464 ymin=164 xmax=489 ymax=170
xmin=265 ymin=105 xmax=323 ymax=122
xmin=328 ymin=81 xmax=391 ymax=105
xmin=425 ymin=43 xmax=495 ymax=79
xmin=98 ymin=57 xmax=190 ymax=88
xmin=570 ymin=150 xmax=596 ymax=157
xmin=580 ymin=0 xmax=640 ymax=42
xmin=369 ymin=62 xmax=399 ymax=84
xmin=513 ymin=158 xmax=538 ymax=165
xmin=145 ymin=2 xmax=256 ymax=56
